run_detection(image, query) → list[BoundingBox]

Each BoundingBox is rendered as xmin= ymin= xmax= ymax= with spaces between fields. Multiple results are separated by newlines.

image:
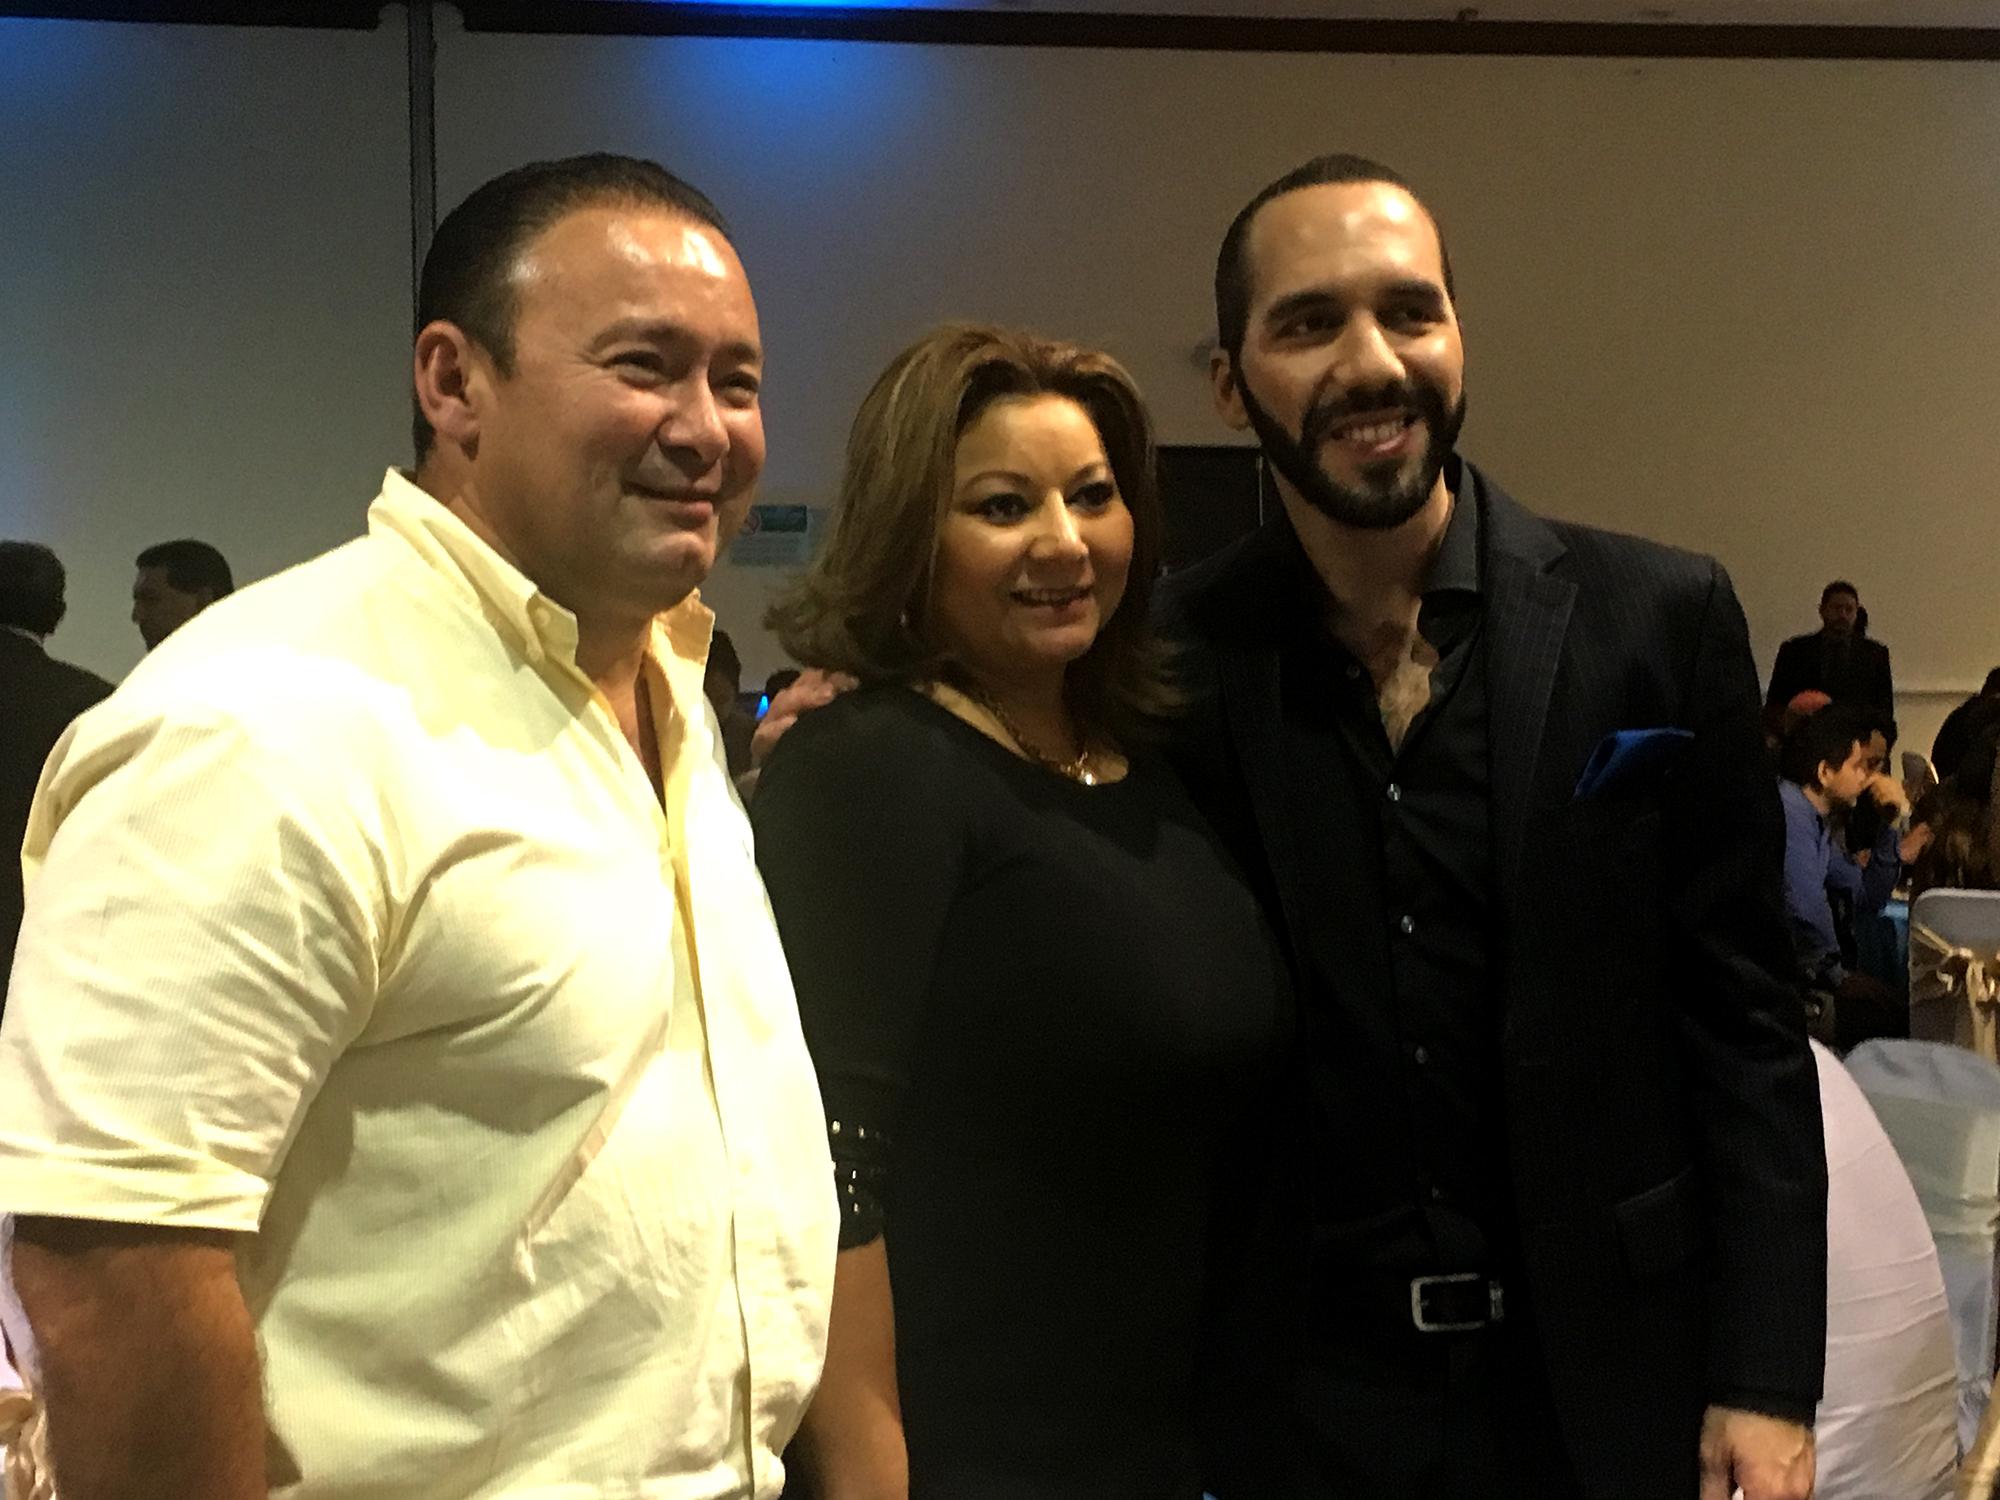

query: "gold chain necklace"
xmin=952 ymin=681 xmax=1100 ymax=786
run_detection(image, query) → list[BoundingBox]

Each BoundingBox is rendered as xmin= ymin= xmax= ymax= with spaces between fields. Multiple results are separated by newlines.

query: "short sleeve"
xmin=751 ymin=694 xmax=966 ymax=1245
xmin=0 ymin=704 xmax=383 ymax=1231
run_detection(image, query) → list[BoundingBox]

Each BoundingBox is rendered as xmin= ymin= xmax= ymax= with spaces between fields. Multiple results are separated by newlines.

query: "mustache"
xmin=629 ymin=455 xmax=722 ymax=501
xmin=1301 ymin=380 xmax=1450 ymax=448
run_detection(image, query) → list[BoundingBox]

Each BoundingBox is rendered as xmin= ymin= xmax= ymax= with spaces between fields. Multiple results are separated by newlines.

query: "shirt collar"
xmin=0 ymin=624 xmax=45 ymax=646
xmin=365 ymin=468 xmax=716 ymax=678
xmin=1271 ymin=451 xmax=1482 ymax=610
xmin=1422 ymin=454 xmax=1481 ymax=600
xmin=1778 ymin=778 xmax=1827 ymax=830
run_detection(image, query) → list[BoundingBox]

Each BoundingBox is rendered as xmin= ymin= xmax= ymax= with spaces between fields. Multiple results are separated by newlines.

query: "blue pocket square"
xmin=1574 ymin=728 xmax=1694 ymax=799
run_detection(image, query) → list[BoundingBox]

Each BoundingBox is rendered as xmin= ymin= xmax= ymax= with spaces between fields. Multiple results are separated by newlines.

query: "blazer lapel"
xmin=1481 ymin=480 xmax=1577 ymax=904
xmin=1187 ymin=521 xmax=1336 ymax=981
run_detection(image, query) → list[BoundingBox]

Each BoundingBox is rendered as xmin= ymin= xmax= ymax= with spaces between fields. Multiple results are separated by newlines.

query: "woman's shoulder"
xmin=757 ymin=683 xmax=980 ymax=801
xmin=751 ymin=684 xmax=990 ymax=861
xmin=775 ymin=682 xmax=959 ymax=760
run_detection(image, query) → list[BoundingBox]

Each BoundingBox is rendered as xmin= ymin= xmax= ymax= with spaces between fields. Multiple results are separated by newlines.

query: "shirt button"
xmin=1345 ymin=663 xmax=1362 ymax=681
xmin=1386 ymin=782 xmax=1403 ymax=803
xmin=1398 ymin=914 xmax=1416 ymax=936
xmin=1412 ymin=1044 xmax=1430 ymax=1066
xmin=1429 ymin=1186 xmax=1446 ymax=1203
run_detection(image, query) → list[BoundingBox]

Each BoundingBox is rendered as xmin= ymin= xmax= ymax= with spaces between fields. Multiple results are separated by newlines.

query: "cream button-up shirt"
xmin=0 ymin=471 xmax=836 ymax=1498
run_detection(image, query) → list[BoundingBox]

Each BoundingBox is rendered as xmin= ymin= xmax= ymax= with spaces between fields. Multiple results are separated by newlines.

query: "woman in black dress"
xmin=753 ymin=324 xmax=1289 ymax=1499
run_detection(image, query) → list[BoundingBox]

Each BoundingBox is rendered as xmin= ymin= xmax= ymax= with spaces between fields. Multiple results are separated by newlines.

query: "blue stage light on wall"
xmin=1 ymin=18 xmax=120 ymax=102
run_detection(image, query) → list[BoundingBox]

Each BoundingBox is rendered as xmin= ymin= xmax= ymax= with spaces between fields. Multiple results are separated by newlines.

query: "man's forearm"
xmin=10 ymin=1217 xmax=268 ymax=1500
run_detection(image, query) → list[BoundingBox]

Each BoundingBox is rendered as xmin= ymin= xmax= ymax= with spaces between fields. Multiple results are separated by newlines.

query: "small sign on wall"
xmin=730 ymin=504 xmax=823 ymax=568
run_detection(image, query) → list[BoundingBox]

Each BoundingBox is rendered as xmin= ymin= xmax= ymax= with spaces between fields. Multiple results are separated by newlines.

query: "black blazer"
xmin=1 ymin=630 xmax=113 ymax=1017
xmin=1157 ymin=468 xmax=1826 ymax=1499
xmin=1765 ymin=629 xmax=1894 ymax=719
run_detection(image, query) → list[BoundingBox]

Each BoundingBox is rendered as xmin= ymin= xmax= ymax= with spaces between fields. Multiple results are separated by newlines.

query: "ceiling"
xmin=1291 ymin=0 xmax=1995 ymax=20
xmin=957 ymin=0 xmax=2000 ymax=22
xmin=10 ymin=0 xmax=1999 ymax=33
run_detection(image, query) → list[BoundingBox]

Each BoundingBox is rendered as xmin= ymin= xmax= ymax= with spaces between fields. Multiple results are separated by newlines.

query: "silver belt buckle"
xmin=1409 ymin=1271 xmax=1504 ymax=1332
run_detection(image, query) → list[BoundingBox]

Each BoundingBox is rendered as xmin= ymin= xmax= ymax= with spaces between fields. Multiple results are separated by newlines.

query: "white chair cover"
xmin=1910 ymin=890 xmax=2000 ymax=1062
xmin=1848 ymin=1039 xmax=2000 ymax=1453
xmin=1809 ymin=1042 xmax=1956 ymax=1499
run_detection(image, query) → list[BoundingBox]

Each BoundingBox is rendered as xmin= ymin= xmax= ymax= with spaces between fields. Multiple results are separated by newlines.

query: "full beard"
xmin=1240 ymin=375 xmax=1467 ymax=532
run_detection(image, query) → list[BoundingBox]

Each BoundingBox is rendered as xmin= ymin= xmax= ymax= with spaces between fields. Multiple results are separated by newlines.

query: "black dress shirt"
xmin=1266 ymin=470 xmax=1813 ymax=1422
xmin=1274 ymin=464 xmax=1504 ymax=1277
xmin=1159 ymin=455 xmax=1829 ymax=1458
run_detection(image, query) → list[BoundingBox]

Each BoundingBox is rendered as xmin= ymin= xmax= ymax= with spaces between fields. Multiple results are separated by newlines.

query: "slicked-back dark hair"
xmin=0 ymin=541 xmax=67 ymax=636
xmin=1821 ymin=579 xmax=1860 ymax=605
xmin=136 ymin=538 xmax=233 ymax=600
xmin=412 ymin=153 xmax=734 ymax=460
xmin=1214 ymin=152 xmax=1455 ymax=364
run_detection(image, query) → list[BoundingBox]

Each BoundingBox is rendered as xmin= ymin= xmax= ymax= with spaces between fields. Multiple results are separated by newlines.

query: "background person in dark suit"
xmin=1161 ymin=155 xmax=1824 ymax=1500
xmin=131 ymin=537 xmax=233 ymax=651
xmin=1765 ymin=580 xmax=1894 ymax=725
xmin=0 ymin=541 xmax=112 ymax=1018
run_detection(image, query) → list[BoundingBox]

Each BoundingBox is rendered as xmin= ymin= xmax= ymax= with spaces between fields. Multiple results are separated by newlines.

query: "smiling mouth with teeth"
xmin=1014 ymin=586 xmax=1091 ymax=607
xmin=1331 ymin=413 xmax=1417 ymax=445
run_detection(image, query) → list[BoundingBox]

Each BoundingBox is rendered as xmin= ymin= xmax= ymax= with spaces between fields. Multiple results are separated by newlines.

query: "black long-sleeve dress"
xmin=752 ymin=685 xmax=1290 ymax=1499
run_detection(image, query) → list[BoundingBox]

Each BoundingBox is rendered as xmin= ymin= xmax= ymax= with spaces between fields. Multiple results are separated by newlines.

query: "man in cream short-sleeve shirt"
xmin=0 ymin=155 xmax=837 ymax=1500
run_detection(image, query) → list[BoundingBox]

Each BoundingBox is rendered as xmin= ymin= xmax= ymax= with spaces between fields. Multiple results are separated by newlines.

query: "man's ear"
xmin=414 ymin=321 xmax=488 ymax=456
xmin=1210 ymin=347 xmax=1251 ymax=433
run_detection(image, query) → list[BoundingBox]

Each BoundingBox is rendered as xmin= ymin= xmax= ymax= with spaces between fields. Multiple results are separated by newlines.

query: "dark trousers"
xmin=1290 ymin=1294 xmax=1583 ymax=1500
xmin=1830 ymin=970 xmax=1906 ymax=1053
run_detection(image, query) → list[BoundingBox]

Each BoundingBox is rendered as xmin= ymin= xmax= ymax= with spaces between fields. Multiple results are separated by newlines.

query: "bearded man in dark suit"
xmin=0 ymin=542 xmax=112 ymax=1018
xmin=1161 ymin=156 xmax=1823 ymax=1500
xmin=1765 ymin=581 xmax=1894 ymax=726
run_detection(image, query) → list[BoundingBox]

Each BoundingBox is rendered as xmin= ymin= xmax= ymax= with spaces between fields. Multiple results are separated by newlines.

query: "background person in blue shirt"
xmin=1777 ymin=704 xmax=1932 ymax=1048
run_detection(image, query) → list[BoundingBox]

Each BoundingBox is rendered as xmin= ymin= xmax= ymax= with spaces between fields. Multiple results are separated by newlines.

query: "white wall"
xmin=6 ymin=15 xmax=1994 ymax=754
xmin=0 ymin=15 xmax=414 ymax=681
xmin=432 ymin=22 xmax=2000 ymax=750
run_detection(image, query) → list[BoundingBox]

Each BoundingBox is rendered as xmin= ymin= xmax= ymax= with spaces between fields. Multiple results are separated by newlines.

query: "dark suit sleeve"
xmin=1764 ymin=637 xmax=1804 ymax=713
xmin=1 ymin=659 xmax=115 ymax=1025
xmin=1668 ymin=564 xmax=1828 ymax=1412
xmin=1874 ymin=640 xmax=1896 ymax=722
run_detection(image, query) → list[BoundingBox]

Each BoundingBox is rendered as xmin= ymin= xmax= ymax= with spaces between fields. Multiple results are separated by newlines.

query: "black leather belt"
xmin=1409 ymin=1272 xmax=1506 ymax=1333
